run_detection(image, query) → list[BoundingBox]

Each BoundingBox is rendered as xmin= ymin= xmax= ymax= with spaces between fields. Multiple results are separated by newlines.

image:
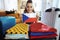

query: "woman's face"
xmin=26 ymin=3 xmax=33 ymax=13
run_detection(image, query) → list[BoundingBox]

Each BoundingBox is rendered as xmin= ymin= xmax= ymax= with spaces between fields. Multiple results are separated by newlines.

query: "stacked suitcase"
xmin=0 ymin=16 xmax=16 ymax=36
xmin=6 ymin=23 xmax=28 ymax=34
xmin=29 ymin=23 xmax=57 ymax=39
xmin=5 ymin=23 xmax=29 ymax=39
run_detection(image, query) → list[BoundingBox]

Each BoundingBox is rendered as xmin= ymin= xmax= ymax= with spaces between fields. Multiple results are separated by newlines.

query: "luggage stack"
xmin=29 ymin=23 xmax=57 ymax=39
xmin=0 ymin=16 xmax=16 ymax=35
xmin=6 ymin=23 xmax=28 ymax=34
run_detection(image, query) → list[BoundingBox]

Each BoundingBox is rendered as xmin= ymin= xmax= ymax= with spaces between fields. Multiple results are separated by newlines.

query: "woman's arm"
xmin=19 ymin=14 xmax=23 ymax=23
xmin=36 ymin=13 xmax=39 ymax=21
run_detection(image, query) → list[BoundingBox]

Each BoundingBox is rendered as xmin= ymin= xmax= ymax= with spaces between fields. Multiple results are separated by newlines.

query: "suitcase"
xmin=30 ymin=32 xmax=56 ymax=36
xmin=29 ymin=23 xmax=57 ymax=39
xmin=30 ymin=34 xmax=57 ymax=39
xmin=0 ymin=16 xmax=16 ymax=35
xmin=30 ymin=23 xmax=57 ymax=32
xmin=6 ymin=23 xmax=28 ymax=34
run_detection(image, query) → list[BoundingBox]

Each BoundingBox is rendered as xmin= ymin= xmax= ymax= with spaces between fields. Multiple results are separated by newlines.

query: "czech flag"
xmin=22 ymin=14 xmax=37 ymax=23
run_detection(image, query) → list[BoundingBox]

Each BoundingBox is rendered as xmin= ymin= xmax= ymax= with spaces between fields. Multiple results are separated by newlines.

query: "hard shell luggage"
xmin=30 ymin=23 xmax=57 ymax=32
xmin=0 ymin=16 xmax=16 ymax=35
xmin=6 ymin=23 xmax=28 ymax=34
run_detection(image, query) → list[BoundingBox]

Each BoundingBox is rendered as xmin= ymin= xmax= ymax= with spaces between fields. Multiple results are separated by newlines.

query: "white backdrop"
xmin=0 ymin=0 xmax=18 ymax=11
xmin=0 ymin=0 xmax=5 ymax=10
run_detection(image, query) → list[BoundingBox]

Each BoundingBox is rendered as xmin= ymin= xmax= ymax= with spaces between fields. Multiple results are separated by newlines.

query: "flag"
xmin=22 ymin=13 xmax=37 ymax=23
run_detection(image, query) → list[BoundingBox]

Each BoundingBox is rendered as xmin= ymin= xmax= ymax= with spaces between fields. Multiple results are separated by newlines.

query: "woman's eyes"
xmin=27 ymin=6 xmax=32 ymax=8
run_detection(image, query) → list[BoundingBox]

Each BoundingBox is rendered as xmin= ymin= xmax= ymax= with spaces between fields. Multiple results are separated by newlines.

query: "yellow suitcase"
xmin=6 ymin=23 xmax=28 ymax=34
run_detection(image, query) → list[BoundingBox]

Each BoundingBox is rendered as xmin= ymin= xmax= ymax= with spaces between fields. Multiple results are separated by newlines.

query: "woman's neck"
xmin=27 ymin=12 xmax=33 ymax=13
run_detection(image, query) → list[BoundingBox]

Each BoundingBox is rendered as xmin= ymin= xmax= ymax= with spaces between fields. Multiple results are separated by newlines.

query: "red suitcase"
xmin=30 ymin=23 xmax=57 ymax=32
xmin=30 ymin=34 xmax=57 ymax=39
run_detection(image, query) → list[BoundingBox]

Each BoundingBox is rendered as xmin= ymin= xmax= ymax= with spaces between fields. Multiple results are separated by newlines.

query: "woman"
xmin=22 ymin=0 xmax=39 ymax=23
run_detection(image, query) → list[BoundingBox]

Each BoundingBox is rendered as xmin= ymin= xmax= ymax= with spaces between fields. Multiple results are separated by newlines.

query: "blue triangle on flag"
xmin=22 ymin=14 xmax=29 ymax=22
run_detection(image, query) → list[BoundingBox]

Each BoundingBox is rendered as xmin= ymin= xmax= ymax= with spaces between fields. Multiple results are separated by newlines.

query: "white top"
xmin=23 ymin=13 xmax=37 ymax=18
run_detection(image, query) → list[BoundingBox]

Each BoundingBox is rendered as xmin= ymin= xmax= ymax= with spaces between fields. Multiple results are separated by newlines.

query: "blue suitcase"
xmin=30 ymin=32 xmax=55 ymax=36
xmin=0 ymin=16 xmax=16 ymax=35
